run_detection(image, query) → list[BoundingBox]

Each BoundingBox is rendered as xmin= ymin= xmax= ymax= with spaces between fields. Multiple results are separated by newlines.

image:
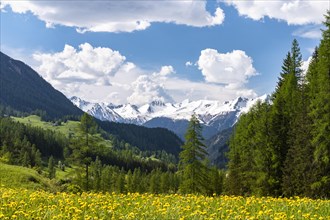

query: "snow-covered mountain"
xmin=71 ymin=95 xmax=269 ymax=139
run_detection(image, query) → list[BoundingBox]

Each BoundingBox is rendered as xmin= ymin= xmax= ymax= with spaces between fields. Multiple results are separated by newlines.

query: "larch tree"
xmin=179 ymin=114 xmax=209 ymax=194
xmin=48 ymin=156 xmax=56 ymax=179
xmin=78 ymin=113 xmax=97 ymax=190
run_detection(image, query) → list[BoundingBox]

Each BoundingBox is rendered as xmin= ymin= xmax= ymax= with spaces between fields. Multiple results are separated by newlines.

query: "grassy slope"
xmin=0 ymin=162 xmax=56 ymax=190
xmin=12 ymin=115 xmax=113 ymax=147
xmin=1 ymin=116 xmax=113 ymax=190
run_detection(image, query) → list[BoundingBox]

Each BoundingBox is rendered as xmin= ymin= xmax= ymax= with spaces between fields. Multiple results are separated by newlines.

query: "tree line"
xmin=226 ymin=12 xmax=330 ymax=198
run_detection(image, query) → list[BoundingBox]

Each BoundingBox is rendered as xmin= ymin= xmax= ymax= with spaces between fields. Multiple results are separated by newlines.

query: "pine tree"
xmin=226 ymin=102 xmax=273 ymax=196
xmin=307 ymin=11 xmax=330 ymax=197
xmin=91 ymin=156 xmax=102 ymax=191
xmin=270 ymin=39 xmax=302 ymax=196
xmin=149 ymin=169 xmax=161 ymax=194
xmin=210 ymin=167 xmax=223 ymax=195
xmin=80 ymin=113 xmax=97 ymax=147
xmin=282 ymin=70 xmax=313 ymax=197
xmin=179 ymin=114 xmax=209 ymax=194
xmin=226 ymin=112 xmax=254 ymax=195
xmin=126 ymin=170 xmax=134 ymax=192
xmin=48 ymin=156 xmax=56 ymax=179
xmin=101 ymin=165 xmax=112 ymax=191
xmin=34 ymin=149 xmax=42 ymax=168
xmin=278 ymin=39 xmax=312 ymax=197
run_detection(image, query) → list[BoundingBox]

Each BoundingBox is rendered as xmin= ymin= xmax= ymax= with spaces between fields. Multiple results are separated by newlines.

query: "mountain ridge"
xmin=71 ymin=95 xmax=269 ymax=139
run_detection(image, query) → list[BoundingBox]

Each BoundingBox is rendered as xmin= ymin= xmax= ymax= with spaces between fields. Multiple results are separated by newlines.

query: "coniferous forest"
xmin=227 ymin=12 xmax=330 ymax=198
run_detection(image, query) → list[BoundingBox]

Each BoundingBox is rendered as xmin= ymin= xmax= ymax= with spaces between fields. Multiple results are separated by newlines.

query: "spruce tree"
xmin=270 ymin=39 xmax=302 ymax=196
xmin=226 ymin=102 xmax=273 ymax=196
xmin=48 ymin=156 xmax=56 ymax=179
xmin=279 ymin=39 xmax=312 ymax=197
xmin=179 ymin=114 xmax=209 ymax=194
xmin=307 ymin=11 xmax=330 ymax=197
xmin=80 ymin=113 xmax=97 ymax=147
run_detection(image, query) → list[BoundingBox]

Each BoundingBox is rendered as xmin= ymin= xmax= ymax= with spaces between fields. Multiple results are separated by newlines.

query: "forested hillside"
xmin=227 ymin=12 xmax=330 ymax=198
xmin=0 ymin=52 xmax=83 ymax=119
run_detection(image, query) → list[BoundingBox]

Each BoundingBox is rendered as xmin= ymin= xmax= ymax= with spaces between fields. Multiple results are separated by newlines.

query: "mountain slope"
xmin=206 ymin=127 xmax=233 ymax=169
xmin=98 ymin=120 xmax=182 ymax=156
xmin=0 ymin=52 xmax=83 ymax=119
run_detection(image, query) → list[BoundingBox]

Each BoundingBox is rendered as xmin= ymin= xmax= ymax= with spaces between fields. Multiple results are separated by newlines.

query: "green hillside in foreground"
xmin=0 ymin=162 xmax=54 ymax=190
xmin=0 ymin=162 xmax=78 ymax=191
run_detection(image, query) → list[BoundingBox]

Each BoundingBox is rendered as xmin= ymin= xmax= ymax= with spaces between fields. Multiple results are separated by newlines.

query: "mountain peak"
xmin=70 ymin=95 xmax=268 ymax=130
xmin=150 ymin=100 xmax=166 ymax=107
xmin=232 ymin=96 xmax=249 ymax=109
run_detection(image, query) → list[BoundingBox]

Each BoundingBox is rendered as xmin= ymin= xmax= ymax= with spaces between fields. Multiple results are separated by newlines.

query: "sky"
xmin=0 ymin=0 xmax=329 ymax=105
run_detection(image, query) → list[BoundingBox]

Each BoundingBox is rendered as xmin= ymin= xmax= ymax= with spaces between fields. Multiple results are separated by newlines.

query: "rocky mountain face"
xmin=71 ymin=95 xmax=269 ymax=140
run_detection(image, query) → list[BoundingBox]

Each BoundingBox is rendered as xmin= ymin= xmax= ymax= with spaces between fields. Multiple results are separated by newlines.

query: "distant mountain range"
xmin=71 ymin=95 xmax=269 ymax=139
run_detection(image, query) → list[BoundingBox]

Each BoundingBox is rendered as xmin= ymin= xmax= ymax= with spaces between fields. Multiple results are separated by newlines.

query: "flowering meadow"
xmin=1 ymin=187 xmax=329 ymax=219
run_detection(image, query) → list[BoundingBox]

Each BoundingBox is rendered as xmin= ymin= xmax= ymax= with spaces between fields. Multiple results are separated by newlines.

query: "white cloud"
xmin=127 ymin=74 xmax=174 ymax=105
xmin=224 ymin=0 xmax=328 ymax=25
xmin=2 ymin=1 xmax=225 ymax=33
xmin=33 ymin=43 xmax=125 ymax=84
xmin=32 ymin=44 xmax=258 ymax=105
xmin=154 ymin=65 xmax=175 ymax=77
xmin=293 ymin=25 xmax=323 ymax=39
xmin=197 ymin=49 xmax=257 ymax=88
xmin=185 ymin=61 xmax=193 ymax=67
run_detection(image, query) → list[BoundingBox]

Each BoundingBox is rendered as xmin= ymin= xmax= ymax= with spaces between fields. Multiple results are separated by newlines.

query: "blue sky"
xmin=0 ymin=1 xmax=328 ymax=105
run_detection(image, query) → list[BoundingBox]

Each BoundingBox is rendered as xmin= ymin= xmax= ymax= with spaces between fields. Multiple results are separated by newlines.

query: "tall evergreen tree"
xmin=226 ymin=102 xmax=273 ymax=196
xmin=48 ymin=156 xmax=56 ymax=179
xmin=307 ymin=11 xmax=330 ymax=197
xmin=79 ymin=113 xmax=97 ymax=191
xmin=80 ymin=113 xmax=97 ymax=147
xmin=270 ymin=39 xmax=302 ymax=196
xmin=179 ymin=114 xmax=209 ymax=194
xmin=279 ymin=39 xmax=313 ymax=197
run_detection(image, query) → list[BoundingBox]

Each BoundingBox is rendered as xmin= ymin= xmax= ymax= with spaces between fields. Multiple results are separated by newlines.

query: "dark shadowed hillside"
xmin=0 ymin=52 xmax=83 ymax=119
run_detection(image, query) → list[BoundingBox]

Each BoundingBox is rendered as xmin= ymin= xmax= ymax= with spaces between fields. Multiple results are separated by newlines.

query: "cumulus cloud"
xmin=127 ymin=74 xmax=174 ymax=105
xmin=197 ymin=49 xmax=257 ymax=88
xmin=224 ymin=0 xmax=328 ymax=25
xmin=154 ymin=65 xmax=175 ymax=77
xmin=33 ymin=43 xmax=125 ymax=85
xmin=2 ymin=1 xmax=224 ymax=33
xmin=32 ymin=43 xmax=258 ymax=105
xmin=32 ymin=43 xmax=138 ymax=103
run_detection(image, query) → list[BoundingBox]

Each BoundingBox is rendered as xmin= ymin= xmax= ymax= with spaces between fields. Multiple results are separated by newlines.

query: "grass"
xmin=12 ymin=115 xmax=81 ymax=138
xmin=12 ymin=115 xmax=113 ymax=147
xmin=0 ymin=162 xmax=55 ymax=191
xmin=0 ymin=189 xmax=329 ymax=219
